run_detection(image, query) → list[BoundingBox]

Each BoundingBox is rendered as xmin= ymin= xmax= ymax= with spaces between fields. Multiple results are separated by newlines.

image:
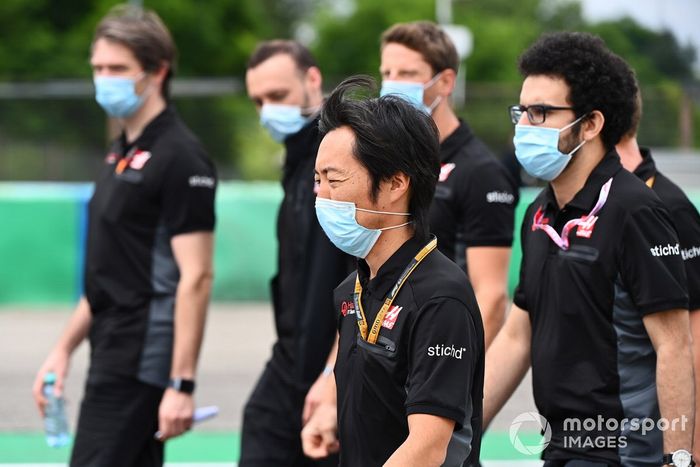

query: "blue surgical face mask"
xmin=260 ymin=104 xmax=311 ymax=143
xmin=380 ymin=72 xmax=443 ymax=114
xmin=513 ymin=115 xmax=587 ymax=181
xmin=94 ymin=73 xmax=148 ymax=118
xmin=314 ymin=197 xmax=411 ymax=258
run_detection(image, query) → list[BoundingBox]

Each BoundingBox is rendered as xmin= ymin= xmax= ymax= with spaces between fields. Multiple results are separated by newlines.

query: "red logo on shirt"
xmin=576 ymin=215 xmax=598 ymax=238
xmin=105 ymin=153 xmax=118 ymax=164
xmin=341 ymin=300 xmax=355 ymax=317
xmin=381 ymin=305 xmax=403 ymax=330
xmin=439 ymin=163 xmax=456 ymax=182
xmin=532 ymin=206 xmax=549 ymax=231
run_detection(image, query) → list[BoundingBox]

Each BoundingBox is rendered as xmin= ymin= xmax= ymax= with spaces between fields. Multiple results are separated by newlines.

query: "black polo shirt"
xmin=513 ymin=150 xmax=688 ymax=465
xmin=431 ymin=120 xmax=518 ymax=270
xmin=268 ymin=117 xmax=353 ymax=388
xmin=634 ymin=147 xmax=700 ymax=311
xmin=84 ymin=106 xmax=216 ymax=388
xmin=334 ymin=235 xmax=484 ymax=467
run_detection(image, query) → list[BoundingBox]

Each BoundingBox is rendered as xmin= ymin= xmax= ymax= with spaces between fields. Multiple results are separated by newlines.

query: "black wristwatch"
xmin=663 ymin=449 xmax=695 ymax=467
xmin=168 ymin=378 xmax=196 ymax=394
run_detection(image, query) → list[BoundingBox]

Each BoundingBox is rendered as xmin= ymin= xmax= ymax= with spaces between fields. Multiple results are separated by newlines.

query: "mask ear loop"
xmin=423 ymin=71 xmax=445 ymax=114
xmin=355 ymin=207 xmax=411 ymax=216
xmin=559 ymin=113 xmax=589 ymax=156
xmin=133 ymin=72 xmax=155 ymax=103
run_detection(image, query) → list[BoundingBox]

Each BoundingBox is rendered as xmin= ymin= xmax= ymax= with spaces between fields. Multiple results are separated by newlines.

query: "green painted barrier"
xmin=0 ymin=431 xmax=540 ymax=462
xmin=0 ymin=182 xmax=698 ymax=305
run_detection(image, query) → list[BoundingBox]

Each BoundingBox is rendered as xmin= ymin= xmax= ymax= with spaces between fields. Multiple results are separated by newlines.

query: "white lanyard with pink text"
xmin=532 ymin=177 xmax=613 ymax=251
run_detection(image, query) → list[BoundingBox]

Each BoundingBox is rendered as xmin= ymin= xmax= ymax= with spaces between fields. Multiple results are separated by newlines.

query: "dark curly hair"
xmin=518 ymin=32 xmax=638 ymax=150
xmin=319 ymin=75 xmax=440 ymax=242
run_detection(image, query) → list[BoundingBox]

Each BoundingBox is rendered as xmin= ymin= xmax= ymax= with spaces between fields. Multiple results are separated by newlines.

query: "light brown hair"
xmin=381 ymin=21 xmax=459 ymax=75
xmin=93 ymin=4 xmax=177 ymax=99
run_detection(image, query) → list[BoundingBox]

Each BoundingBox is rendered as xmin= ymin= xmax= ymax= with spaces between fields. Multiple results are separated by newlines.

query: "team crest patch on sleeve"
xmin=439 ymin=163 xmax=456 ymax=182
xmin=129 ymin=150 xmax=152 ymax=170
xmin=576 ymin=215 xmax=598 ymax=238
xmin=381 ymin=305 xmax=403 ymax=329
xmin=105 ymin=153 xmax=118 ymax=164
xmin=341 ymin=300 xmax=356 ymax=317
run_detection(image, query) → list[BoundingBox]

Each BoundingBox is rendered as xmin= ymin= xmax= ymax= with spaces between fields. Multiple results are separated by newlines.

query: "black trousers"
xmin=70 ymin=376 xmax=165 ymax=467
xmin=240 ymin=361 xmax=339 ymax=467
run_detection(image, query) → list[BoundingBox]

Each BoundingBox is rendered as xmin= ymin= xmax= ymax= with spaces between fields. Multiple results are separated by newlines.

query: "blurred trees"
xmin=0 ymin=0 xmax=697 ymax=180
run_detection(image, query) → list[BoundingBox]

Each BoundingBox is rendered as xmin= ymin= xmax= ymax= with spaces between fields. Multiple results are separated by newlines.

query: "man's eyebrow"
xmin=318 ymin=166 xmax=346 ymax=176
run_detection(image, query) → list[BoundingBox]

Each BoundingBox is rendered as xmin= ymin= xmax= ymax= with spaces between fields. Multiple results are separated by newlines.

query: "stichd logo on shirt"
xmin=427 ymin=344 xmax=467 ymax=359
xmin=681 ymin=245 xmax=700 ymax=261
xmin=650 ymin=243 xmax=680 ymax=257
xmin=188 ymin=175 xmax=216 ymax=188
xmin=486 ymin=191 xmax=515 ymax=204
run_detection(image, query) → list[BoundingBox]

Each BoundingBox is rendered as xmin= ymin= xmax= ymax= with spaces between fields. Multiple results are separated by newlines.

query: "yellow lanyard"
xmin=353 ymin=237 xmax=437 ymax=344
xmin=645 ymin=176 xmax=655 ymax=188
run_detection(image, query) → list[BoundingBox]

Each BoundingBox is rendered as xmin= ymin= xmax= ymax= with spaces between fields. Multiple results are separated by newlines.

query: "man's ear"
xmin=581 ymin=109 xmax=605 ymax=141
xmin=388 ymin=172 xmax=411 ymax=204
xmin=305 ymin=66 xmax=323 ymax=90
xmin=151 ymin=60 xmax=170 ymax=93
xmin=437 ymin=68 xmax=457 ymax=96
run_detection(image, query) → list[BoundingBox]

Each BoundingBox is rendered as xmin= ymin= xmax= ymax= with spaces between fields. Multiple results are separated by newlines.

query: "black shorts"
xmin=70 ymin=375 xmax=165 ymax=467
xmin=240 ymin=361 xmax=338 ymax=467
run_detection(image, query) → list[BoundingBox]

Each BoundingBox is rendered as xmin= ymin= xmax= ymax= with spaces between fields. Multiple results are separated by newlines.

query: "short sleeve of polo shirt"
xmin=459 ymin=162 xmax=517 ymax=248
xmin=406 ymin=297 xmax=478 ymax=426
xmin=161 ymin=153 xmax=217 ymax=235
xmin=671 ymin=205 xmax=700 ymax=310
xmin=512 ymin=205 xmax=532 ymax=312
xmin=620 ymin=204 xmax=689 ymax=315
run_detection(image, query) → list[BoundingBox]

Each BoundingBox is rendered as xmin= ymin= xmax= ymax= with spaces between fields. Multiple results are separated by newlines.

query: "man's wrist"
xmin=168 ymin=377 xmax=196 ymax=394
xmin=663 ymin=449 xmax=694 ymax=467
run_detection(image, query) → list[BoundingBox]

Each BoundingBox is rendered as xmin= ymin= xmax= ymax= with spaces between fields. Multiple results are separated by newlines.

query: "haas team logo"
xmin=341 ymin=300 xmax=355 ymax=317
xmin=129 ymin=150 xmax=152 ymax=170
xmin=576 ymin=215 xmax=598 ymax=238
xmin=381 ymin=305 xmax=403 ymax=330
xmin=439 ymin=163 xmax=456 ymax=182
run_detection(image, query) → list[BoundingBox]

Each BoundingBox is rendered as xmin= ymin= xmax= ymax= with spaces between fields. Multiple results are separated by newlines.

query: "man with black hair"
xmin=616 ymin=92 xmax=700 ymax=459
xmin=32 ymin=5 xmax=216 ymax=466
xmin=302 ymin=76 xmax=484 ymax=467
xmin=241 ymin=40 xmax=351 ymax=467
xmin=484 ymin=32 xmax=694 ymax=467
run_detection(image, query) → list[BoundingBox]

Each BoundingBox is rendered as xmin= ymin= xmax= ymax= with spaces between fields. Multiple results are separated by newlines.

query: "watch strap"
xmin=168 ymin=378 xmax=196 ymax=394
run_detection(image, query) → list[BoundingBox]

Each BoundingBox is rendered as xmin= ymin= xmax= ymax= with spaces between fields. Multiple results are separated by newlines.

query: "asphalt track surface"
xmin=0 ymin=303 xmax=539 ymax=465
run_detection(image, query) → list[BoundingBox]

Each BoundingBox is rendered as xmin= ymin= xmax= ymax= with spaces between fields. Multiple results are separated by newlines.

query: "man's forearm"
xmin=56 ymin=297 xmax=92 ymax=353
xmin=657 ymin=341 xmax=695 ymax=452
xmin=466 ymin=247 xmax=510 ymax=349
xmin=690 ymin=310 xmax=700 ymax=456
xmin=384 ymin=414 xmax=454 ymax=467
xmin=383 ymin=435 xmax=446 ymax=467
xmin=170 ymin=274 xmax=212 ymax=378
xmin=483 ymin=306 xmax=532 ymax=428
xmin=475 ymin=287 xmax=507 ymax=349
